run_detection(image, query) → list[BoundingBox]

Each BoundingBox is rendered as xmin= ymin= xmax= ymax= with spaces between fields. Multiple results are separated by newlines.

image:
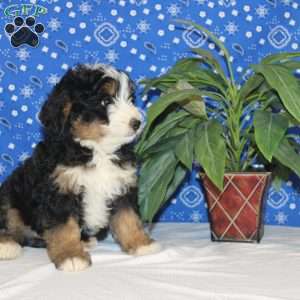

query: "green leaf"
xmin=175 ymin=130 xmax=193 ymax=170
xmin=136 ymin=110 xmax=189 ymax=155
xmin=182 ymin=98 xmax=207 ymax=117
xmin=177 ymin=115 xmax=203 ymax=129
xmin=273 ymin=138 xmax=300 ymax=178
xmin=165 ymin=163 xmax=187 ymax=202
xmin=139 ymin=135 xmax=183 ymax=158
xmin=281 ymin=61 xmax=300 ymax=71
xmin=175 ymin=19 xmax=231 ymax=68
xmin=175 ymin=80 xmax=207 ymax=117
xmin=191 ymin=48 xmax=226 ymax=81
xmin=170 ymin=57 xmax=201 ymax=73
xmin=252 ymin=64 xmax=300 ymax=122
xmin=142 ymin=72 xmax=189 ymax=94
xmin=138 ymin=152 xmax=178 ymax=222
xmin=141 ymin=89 xmax=203 ymax=139
xmin=239 ymin=74 xmax=265 ymax=101
xmin=194 ymin=120 xmax=226 ymax=190
xmin=261 ymin=52 xmax=300 ymax=64
xmin=253 ymin=111 xmax=289 ymax=162
xmin=279 ymin=112 xmax=300 ymax=126
xmin=272 ymin=164 xmax=291 ymax=191
xmin=175 ymin=19 xmax=235 ymax=85
xmin=187 ymin=69 xmax=228 ymax=95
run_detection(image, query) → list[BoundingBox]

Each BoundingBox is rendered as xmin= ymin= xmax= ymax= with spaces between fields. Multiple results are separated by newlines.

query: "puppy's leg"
xmin=0 ymin=208 xmax=24 ymax=260
xmin=0 ymin=233 xmax=22 ymax=260
xmin=110 ymin=207 xmax=160 ymax=256
xmin=44 ymin=217 xmax=91 ymax=272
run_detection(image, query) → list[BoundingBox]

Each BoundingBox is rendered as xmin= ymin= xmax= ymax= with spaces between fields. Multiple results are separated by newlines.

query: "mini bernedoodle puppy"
xmin=0 ymin=64 xmax=160 ymax=272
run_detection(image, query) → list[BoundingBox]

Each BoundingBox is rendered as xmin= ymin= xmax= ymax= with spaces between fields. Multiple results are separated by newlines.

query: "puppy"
xmin=0 ymin=64 xmax=159 ymax=271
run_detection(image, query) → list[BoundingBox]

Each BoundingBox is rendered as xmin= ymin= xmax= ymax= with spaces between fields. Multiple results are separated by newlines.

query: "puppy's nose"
xmin=130 ymin=118 xmax=141 ymax=131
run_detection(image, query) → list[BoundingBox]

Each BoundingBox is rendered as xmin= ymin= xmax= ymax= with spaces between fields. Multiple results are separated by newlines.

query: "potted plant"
xmin=135 ymin=20 xmax=300 ymax=243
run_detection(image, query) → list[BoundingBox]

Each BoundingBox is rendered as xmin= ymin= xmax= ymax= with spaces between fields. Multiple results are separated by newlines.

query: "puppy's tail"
xmin=20 ymin=237 xmax=46 ymax=248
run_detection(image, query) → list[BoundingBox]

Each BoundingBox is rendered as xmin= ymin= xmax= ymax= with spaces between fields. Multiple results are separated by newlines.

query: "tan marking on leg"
xmin=0 ymin=234 xmax=22 ymax=260
xmin=71 ymin=119 xmax=107 ymax=141
xmin=6 ymin=208 xmax=26 ymax=242
xmin=110 ymin=208 xmax=156 ymax=255
xmin=6 ymin=208 xmax=39 ymax=242
xmin=44 ymin=217 xmax=91 ymax=272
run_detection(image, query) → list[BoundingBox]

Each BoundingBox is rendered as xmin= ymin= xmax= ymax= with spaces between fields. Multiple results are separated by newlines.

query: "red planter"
xmin=201 ymin=172 xmax=271 ymax=243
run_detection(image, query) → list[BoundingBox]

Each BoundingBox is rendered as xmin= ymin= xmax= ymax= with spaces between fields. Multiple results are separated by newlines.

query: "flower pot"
xmin=201 ymin=172 xmax=271 ymax=243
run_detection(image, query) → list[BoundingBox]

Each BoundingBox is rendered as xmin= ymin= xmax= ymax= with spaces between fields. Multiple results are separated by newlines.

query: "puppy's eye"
xmin=100 ymin=98 xmax=110 ymax=106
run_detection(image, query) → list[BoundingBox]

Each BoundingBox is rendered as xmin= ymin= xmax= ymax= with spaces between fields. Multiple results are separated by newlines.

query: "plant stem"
xmin=226 ymin=84 xmax=244 ymax=171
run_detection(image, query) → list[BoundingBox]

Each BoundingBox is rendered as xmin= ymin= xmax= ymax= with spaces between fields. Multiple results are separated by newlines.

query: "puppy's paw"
xmin=0 ymin=240 xmax=22 ymax=260
xmin=57 ymin=253 xmax=91 ymax=272
xmin=133 ymin=241 xmax=161 ymax=256
xmin=82 ymin=237 xmax=98 ymax=251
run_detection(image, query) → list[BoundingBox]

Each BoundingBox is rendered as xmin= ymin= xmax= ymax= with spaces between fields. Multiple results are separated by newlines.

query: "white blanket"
xmin=0 ymin=223 xmax=299 ymax=300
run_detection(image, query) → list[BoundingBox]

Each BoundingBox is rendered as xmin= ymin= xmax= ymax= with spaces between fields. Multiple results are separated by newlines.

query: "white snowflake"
xmin=18 ymin=152 xmax=30 ymax=162
xmin=274 ymin=211 xmax=288 ymax=225
xmin=16 ymin=47 xmax=30 ymax=61
xmin=47 ymin=73 xmax=61 ymax=86
xmin=255 ymin=5 xmax=268 ymax=18
xmin=190 ymin=211 xmax=203 ymax=223
xmin=47 ymin=18 xmax=62 ymax=32
xmin=78 ymin=1 xmax=93 ymax=15
xmin=20 ymin=85 xmax=34 ymax=99
xmin=0 ymin=163 xmax=6 ymax=176
xmin=167 ymin=3 xmax=181 ymax=17
xmin=225 ymin=21 xmax=238 ymax=35
xmin=0 ymin=100 xmax=4 ymax=110
xmin=104 ymin=49 xmax=119 ymax=63
xmin=137 ymin=20 xmax=151 ymax=33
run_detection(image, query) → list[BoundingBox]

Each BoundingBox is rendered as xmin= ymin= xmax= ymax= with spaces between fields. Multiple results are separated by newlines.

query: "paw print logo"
xmin=5 ymin=16 xmax=45 ymax=48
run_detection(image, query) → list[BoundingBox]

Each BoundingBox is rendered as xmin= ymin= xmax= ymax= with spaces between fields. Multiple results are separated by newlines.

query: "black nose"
xmin=130 ymin=118 xmax=141 ymax=131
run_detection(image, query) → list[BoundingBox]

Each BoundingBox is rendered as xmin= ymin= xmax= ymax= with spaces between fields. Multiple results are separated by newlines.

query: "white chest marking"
xmin=53 ymin=153 xmax=136 ymax=232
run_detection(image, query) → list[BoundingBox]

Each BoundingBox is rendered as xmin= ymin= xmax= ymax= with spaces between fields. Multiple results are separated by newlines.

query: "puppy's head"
xmin=39 ymin=64 xmax=142 ymax=152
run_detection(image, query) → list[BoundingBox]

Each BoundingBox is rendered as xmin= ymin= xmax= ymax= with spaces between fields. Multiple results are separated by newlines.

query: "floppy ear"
xmin=39 ymin=90 xmax=72 ymax=136
xmin=39 ymin=69 xmax=76 ymax=135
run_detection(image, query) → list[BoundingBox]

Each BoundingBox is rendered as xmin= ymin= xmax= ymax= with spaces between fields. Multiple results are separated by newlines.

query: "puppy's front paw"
xmin=0 ymin=240 xmax=22 ymax=260
xmin=57 ymin=252 xmax=91 ymax=272
xmin=82 ymin=237 xmax=98 ymax=251
xmin=133 ymin=241 xmax=161 ymax=256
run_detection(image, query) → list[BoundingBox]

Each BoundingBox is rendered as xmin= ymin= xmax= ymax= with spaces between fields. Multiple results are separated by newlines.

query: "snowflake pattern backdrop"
xmin=0 ymin=0 xmax=299 ymax=226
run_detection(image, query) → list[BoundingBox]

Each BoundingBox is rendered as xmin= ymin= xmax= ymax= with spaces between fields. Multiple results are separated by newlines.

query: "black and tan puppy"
xmin=0 ymin=64 xmax=160 ymax=271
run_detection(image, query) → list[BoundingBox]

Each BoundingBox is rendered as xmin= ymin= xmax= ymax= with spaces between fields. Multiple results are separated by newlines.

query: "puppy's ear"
xmin=39 ymin=90 xmax=72 ymax=136
xmin=39 ymin=69 xmax=76 ymax=135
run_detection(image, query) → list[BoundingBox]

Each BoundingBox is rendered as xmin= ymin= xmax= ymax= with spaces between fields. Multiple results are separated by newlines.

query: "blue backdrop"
xmin=0 ymin=0 xmax=299 ymax=226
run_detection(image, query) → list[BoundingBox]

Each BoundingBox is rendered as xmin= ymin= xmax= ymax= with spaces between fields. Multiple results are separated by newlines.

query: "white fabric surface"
xmin=0 ymin=223 xmax=299 ymax=300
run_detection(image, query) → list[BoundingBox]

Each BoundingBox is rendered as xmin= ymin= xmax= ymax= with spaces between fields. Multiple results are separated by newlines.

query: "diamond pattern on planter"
xmin=203 ymin=173 xmax=270 ymax=242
